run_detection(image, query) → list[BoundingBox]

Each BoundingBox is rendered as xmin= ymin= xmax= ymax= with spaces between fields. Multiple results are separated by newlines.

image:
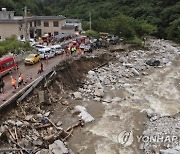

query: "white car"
xmin=38 ymin=47 xmax=55 ymax=59
xmin=35 ymin=44 xmax=46 ymax=49
xmin=50 ymin=45 xmax=64 ymax=55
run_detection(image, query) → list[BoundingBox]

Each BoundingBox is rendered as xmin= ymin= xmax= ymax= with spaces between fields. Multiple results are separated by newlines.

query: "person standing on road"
xmin=0 ymin=77 xmax=5 ymax=93
xmin=38 ymin=64 xmax=43 ymax=74
xmin=18 ymin=75 xmax=22 ymax=87
xmin=20 ymin=73 xmax=24 ymax=85
xmin=11 ymin=76 xmax=17 ymax=89
xmin=40 ymin=62 xmax=44 ymax=72
xmin=45 ymin=54 xmax=49 ymax=63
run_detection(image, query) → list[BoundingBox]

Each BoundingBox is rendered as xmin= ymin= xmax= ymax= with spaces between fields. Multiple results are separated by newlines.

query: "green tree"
xmin=166 ymin=19 xmax=180 ymax=42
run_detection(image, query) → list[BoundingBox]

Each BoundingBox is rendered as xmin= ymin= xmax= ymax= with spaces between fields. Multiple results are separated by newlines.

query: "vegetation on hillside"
xmin=0 ymin=0 xmax=179 ymax=42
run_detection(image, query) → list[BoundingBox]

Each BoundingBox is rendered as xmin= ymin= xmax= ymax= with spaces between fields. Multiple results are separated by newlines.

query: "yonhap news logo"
xmin=118 ymin=130 xmax=180 ymax=147
xmin=117 ymin=130 xmax=134 ymax=147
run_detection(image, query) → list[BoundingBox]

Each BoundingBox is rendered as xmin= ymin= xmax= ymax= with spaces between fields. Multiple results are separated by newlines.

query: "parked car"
xmin=38 ymin=47 xmax=55 ymax=59
xmin=35 ymin=44 xmax=46 ymax=49
xmin=24 ymin=54 xmax=40 ymax=65
xmin=80 ymin=44 xmax=93 ymax=53
xmin=50 ymin=45 xmax=64 ymax=55
xmin=0 ymin=56 xmax=17 ymax=77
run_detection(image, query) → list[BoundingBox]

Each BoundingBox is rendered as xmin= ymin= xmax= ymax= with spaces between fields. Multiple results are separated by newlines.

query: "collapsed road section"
xmin=0 ymin=38 xmax=180 ymax=154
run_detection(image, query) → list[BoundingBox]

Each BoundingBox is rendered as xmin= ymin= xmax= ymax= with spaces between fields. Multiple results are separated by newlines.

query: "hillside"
xmin=0 ymin=0 xmax=51 ymax=16
xmin=43 ymin=0 xmax=180 ymax=42
xmin=0 ymin=0 xmax=179 ymax=42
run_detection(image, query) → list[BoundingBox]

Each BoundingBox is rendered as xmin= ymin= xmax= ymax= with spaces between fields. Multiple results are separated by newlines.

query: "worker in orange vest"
xmin=11 ymin=76 xmax=16 ymax=89
xmin=20 ymin=73 xmax=24 ymax=85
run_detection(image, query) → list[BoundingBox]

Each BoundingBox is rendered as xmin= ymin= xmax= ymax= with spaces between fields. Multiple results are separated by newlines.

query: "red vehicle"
xmin=0 ymin=56 xmax=17 ymax=77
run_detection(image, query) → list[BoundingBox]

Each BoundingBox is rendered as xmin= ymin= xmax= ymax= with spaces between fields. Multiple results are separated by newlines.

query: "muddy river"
xmin=68 ymin=39 xmax=180 ymax=154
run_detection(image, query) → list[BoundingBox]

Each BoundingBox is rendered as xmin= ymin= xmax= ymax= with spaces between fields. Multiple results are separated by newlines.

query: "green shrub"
xmin=128 ymin=37 xmax=142 ymax=47
xmin=0 ymin=35 xmax=32 ymax=56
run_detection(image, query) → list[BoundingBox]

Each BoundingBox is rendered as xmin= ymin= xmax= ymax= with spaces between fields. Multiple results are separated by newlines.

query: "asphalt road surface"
xmin=0 ymin=53 xmax=67 ymax=106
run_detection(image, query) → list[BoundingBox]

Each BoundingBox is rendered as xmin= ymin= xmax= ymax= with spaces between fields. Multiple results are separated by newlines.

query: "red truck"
xmin=0 ymin=56 xmax=17 ymax=77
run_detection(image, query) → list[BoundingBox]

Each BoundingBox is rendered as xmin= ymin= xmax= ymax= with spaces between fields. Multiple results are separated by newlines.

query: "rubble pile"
xmin=0 ymin=97 xmax=85 ymax=153
xmin=142 ymin=114 xmax=180 ymax=154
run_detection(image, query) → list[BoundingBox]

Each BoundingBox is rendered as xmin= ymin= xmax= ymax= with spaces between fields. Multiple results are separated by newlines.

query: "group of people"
xmin=11 ymin=73 xmax=25 ymax=90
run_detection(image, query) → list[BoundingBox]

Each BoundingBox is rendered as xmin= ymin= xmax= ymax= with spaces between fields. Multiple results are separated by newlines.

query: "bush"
xmin=84 ymin=30 xmax=99 ymax=38
xmin=128 ymin=37 xmax=142 ymax=47
xmin=0 ymin=35 xmax=32 ymax=57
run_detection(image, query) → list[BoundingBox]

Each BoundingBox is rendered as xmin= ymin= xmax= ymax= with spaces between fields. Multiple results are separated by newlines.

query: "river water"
xmin=69 ymin=39 xmax=180 ymax=154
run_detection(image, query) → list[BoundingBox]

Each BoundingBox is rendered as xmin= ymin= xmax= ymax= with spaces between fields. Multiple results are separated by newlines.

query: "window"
xmin=54 ymin=31 xmax=59 ymax=36
xmin=44 ymin=21 xmax=49 ymax=27
xmin=37 ymin=20 xmax=41 ymax=26
xmin=53 ymin=21 xmax=59 ymax=27
xmin=30 ymin=22 xmax=32 ymax=27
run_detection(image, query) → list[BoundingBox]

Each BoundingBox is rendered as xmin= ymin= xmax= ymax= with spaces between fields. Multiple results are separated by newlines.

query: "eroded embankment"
xmin=0 ymin=52 xmax=113 ymax=153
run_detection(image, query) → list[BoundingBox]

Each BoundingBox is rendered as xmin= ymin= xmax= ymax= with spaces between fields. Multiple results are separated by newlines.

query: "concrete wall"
xmin=0 ymin=23 xmax=19 ymax=40
xmin=0 ymin=18 xmax=67 ymax=40
xmin=0 ymin=11 xmax=14 ymax=20
xmin=34 ymin=20 xmax=66 ymax=36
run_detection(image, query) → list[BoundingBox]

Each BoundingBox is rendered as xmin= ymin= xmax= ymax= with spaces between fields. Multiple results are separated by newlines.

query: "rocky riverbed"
xmin=69 ymin=38 xmax=180 ymax=154
xmin=0 ymin=38 xmax=179 ymax=154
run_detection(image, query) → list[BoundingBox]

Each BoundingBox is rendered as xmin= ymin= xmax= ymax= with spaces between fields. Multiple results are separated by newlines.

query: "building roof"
xmin=33 ymin=15 xmax=66 ymax=20
xmin=0 ymin=15 xmax=66 ymax=23
xmin=66 ymin=19 xmax=82 ymax=23
xmin=0 ymin=19 xmax=20 ymax=23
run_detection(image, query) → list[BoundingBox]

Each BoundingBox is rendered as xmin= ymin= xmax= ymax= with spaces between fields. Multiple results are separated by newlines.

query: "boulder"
xmin=44 ymin=111 xmax=51 ymax=117
xmin=49 ymin=140 xmax=68 ymax=154
xmin=33 ymin=139 xmax=43 ymax=146
xmin=94 ymin=89 xmax=104 ymax=97
xmin=36 ymin=149 xmax=50 ymax=154
xmin=111 ymin=97 xmax=122 ymax=103
xmin=103 ymin=96 xmax=112 ymax=103
xmin=16 ymin=121 xmax=23 ymax=127
xmin=132 ymin=68 xmax=140 ymax=76
xmin=88 ymin=70 xmax=96 ymax=76
xmin=56 ymin=121 xmax=62 ymax=127
xmin=123 ymin=63 xmax=133 ymax=68
xmin=7 ymin=120 xmax=16 ymax=126
xmin=73 ymin=92 xmax=82 ymax=100
xmin=94 ymin=82 xmax=104 ymax=89
xmin=160 ymin=146 xmax=180 ymax=154
xmin=25 ymin=115 xmax=33 ymax=121
xmin=146 ymin=59 xmax=160 ymax=66
xmin=75 ymin=105 xmax=95 ymax=123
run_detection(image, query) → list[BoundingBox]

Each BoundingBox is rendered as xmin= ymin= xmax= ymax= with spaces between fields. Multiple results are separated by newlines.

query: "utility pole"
xmin=24 ymin=6 xmax=28 ymax=42
xmin=89 ymin=11 xmax=92 ymax=30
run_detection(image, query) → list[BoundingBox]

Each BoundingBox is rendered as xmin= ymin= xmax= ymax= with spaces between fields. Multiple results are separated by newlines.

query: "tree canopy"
xmin=0 ymin=0 xmax=179 ymax=42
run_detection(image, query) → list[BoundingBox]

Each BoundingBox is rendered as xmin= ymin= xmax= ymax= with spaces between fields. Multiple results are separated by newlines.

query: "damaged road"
xmin=0 ymin=38 xmax=180 ymax=154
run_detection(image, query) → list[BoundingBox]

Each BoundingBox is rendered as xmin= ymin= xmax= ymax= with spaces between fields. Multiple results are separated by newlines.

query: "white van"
xmin=50 ymin=45 xmax=64 ymax=55
xmin=38 ymin=47 xmax=55 ymax=59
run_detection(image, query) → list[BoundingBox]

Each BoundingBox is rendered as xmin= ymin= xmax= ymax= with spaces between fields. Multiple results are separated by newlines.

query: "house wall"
xmin=0 ymin=23 xmax=19 ymax=40
xmin=0 ymin=18 xmax=76 ymax=40
xmin=34 ymin=19 xmax=66 ymax=37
